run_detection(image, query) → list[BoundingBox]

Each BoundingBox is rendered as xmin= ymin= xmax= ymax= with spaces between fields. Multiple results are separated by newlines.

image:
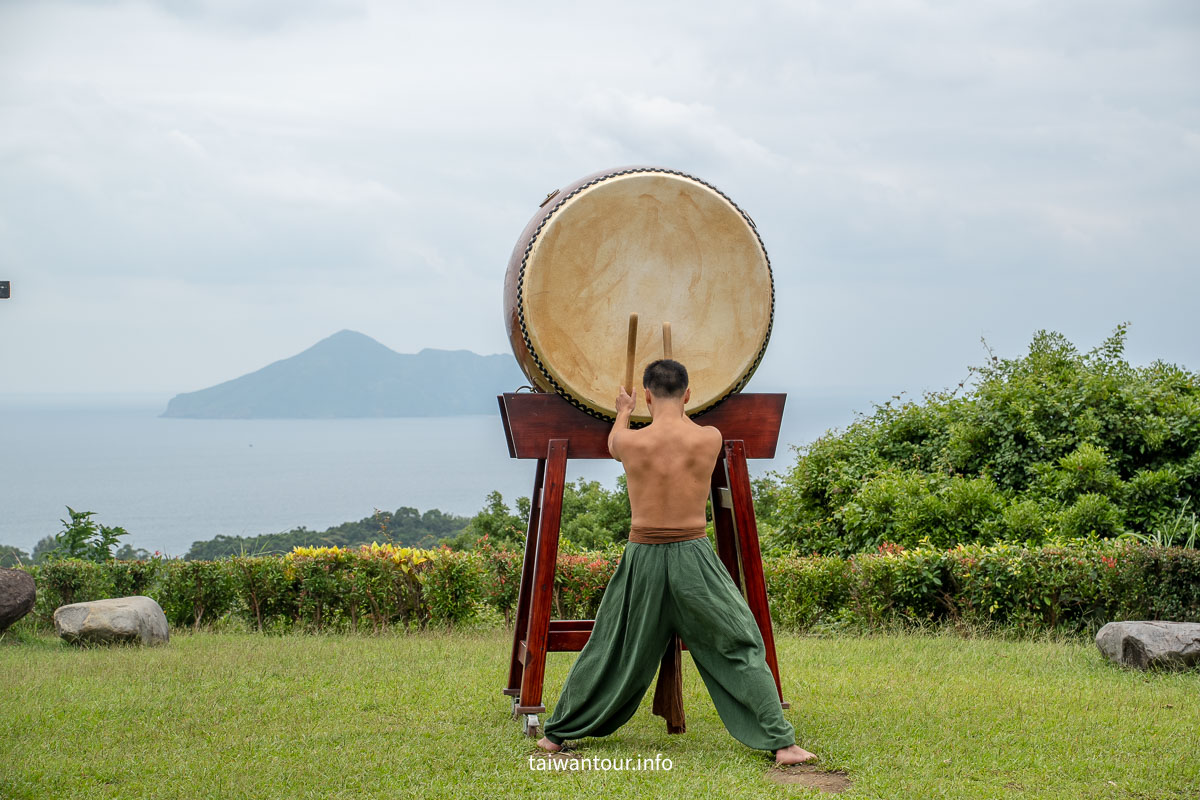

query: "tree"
xmin=446 ymin=477 xmax=632 ymax=552
xmin=114 ymin=543 xmax=152 ymax=561
xmin=183 ymin=506 xmax=470 ymax=559
xmin=445 ymin=491 xmax=528 ymax=550
xmin=31 ymin=536 xmax=57 ymax=564
xmin=558 ymin=476 xmax=631 ymax=550
xmin=42 ymin=507 xmax=130 ymax=563
xmin=0 ymin=545 xmax=30 ymax=567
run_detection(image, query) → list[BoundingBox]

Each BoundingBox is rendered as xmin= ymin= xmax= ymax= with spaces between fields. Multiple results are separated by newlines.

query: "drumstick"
xmin=624 ymin=313 xmax=638 ymax=395
xmin=662 ymin=322 xmax=672 ymax=360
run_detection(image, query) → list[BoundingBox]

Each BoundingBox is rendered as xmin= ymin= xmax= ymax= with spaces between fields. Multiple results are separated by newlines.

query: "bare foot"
xmin=536 ymin=736 xmax=562 ymax=752
xmin=775 ymin=744 xmax=817 ymax=765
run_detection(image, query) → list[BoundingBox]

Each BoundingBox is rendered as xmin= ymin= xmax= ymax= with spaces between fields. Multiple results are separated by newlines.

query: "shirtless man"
xmin=536 ymin=359 xmax=817 ymax=765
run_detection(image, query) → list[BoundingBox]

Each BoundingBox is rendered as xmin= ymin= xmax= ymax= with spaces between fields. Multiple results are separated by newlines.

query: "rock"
xmin=1095 ymin=621 xmax=1200 ymax=670
xmin=0 ymin=567 xmax=37 ymax=632
xmin=53 ymin=596 xmax=169 ymax=646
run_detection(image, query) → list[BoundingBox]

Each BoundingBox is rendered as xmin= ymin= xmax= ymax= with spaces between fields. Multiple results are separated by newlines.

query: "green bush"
xmin=476 ymin=536 xmax=523 ymax=627
xmin=107 ymin=558 xmax=162 ymax=598
xmin=284 ymin=544 xmax=437 ymax=632
xmin=553 ymin=550 xmax=619 ymax=619
xmin=228 ymin=556 xmax=298 ymax=632
xmin=421 ymin=550 xmax=487 ymax=628
xmin=762 ymin=555 xmax=851 ymax=629
xmin=767 ymin=326 xmax=1200 ymax=554
xmin=1125 ymin=468 xmax=1182 ymax=533
xmin=158 ymin=560 xmax=238 ymax=630
xmin=835 ymin=472 xmax=1007 ymax=552
xmin=997 ymin=498 xmax=1053 ymax=543
xmin=1054 ymin=493 xmax=1125 ymax=539
xmin=22 ymin=560 xmax=114 ymax=625
xmin=1103 ymin=545 xmax=1200 ymax=621
xmin=1036 ymin=442 xmax=1125 ymax=502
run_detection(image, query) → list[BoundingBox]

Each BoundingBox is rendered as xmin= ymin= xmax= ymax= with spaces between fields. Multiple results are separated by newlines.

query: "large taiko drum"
xmin=503 ymin=166 xmax=774 ymax=425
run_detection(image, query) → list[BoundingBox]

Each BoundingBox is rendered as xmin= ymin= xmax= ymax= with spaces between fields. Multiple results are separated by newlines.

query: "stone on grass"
xmin=0 ymin=567 xmax=37 ymax=632
xmin=1095 ymin=621 xmax=1200 ymax=671
xmin=54 ymin=595 xmax=169 ymax=646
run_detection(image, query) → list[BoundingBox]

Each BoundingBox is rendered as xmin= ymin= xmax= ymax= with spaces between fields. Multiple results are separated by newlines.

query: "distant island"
xmin=162 ymin=330 xmax=527 ymax=418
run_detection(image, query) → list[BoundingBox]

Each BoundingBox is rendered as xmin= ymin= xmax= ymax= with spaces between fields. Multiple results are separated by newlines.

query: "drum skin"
xmin=503 ymin=166 xmax=773 ymax=425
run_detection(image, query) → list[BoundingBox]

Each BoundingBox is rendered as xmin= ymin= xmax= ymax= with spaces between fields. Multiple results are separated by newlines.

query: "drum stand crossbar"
xmin=497 ymin=392 xmax=790 ymax=738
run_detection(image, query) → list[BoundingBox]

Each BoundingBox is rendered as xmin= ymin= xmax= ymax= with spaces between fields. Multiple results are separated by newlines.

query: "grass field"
xmin=2 ymin=624 xmax=1197 ymax=799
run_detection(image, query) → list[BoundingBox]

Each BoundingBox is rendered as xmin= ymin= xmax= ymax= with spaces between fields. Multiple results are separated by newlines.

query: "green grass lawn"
xmin=2 ymin=624 xmax=1197 ymax=799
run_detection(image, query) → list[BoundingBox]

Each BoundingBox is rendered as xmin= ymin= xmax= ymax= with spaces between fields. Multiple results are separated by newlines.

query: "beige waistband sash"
xmin=628 ymin=525 xmax=708 ymax=544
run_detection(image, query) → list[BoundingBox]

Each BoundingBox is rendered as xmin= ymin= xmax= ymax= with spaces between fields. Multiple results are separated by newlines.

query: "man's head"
xmin=642 ymin=359 xmax=689 ymax=401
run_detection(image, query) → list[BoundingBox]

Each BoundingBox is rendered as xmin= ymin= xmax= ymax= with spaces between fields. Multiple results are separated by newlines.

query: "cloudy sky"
xmin=1 ymin=0 xmax=1197 ymax=398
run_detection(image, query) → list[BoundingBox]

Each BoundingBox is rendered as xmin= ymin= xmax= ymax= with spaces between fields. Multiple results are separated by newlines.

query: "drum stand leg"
xmin=510 ymin=699 xmax=541 ymax=738
xmin=503 ymin=459 xmax=546 ymax=700
xmin=507 ymin=439 xmax=567 ymax=735
xmin=712 ymin=439 xmax=789 ymax=709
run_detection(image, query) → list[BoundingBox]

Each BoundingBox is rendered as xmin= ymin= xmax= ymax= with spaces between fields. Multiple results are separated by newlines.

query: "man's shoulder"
xmin=693 ymin=422 xmax=724 ymax=448
xmin=610 ymin=424 xmax=650 ymax=449
xmin=614 ymin=424 xmax=649 ymax=439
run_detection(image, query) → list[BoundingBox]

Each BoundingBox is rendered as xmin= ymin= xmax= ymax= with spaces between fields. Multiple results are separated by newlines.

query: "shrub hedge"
xmin=15 ymin=540 xmax=622 ymax=635
xmin=765 ymin=539 xmax=1200 ymax=633
xmin=13 ymin=540 xmax=1199 ymax=637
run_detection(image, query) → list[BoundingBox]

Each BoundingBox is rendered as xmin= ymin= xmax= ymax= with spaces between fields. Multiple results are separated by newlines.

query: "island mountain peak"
xmin=162 ymin=331 xmax=524 ymax=419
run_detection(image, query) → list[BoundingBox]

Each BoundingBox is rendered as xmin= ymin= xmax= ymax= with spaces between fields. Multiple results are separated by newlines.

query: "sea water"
xmin=0 ymin=392 xmax=878 ymax=556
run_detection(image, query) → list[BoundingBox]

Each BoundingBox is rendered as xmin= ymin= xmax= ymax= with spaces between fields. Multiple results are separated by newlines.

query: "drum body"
xmin=503 ymin=166 xmax=773 ymax=425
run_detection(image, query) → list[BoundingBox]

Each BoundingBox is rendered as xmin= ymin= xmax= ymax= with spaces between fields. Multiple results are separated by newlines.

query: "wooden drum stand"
xmin=498 ymin=391 xmax=790 ymax=738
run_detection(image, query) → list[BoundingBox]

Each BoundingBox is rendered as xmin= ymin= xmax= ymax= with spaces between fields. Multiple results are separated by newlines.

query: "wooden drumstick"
xmin=624 ymin=313 xmax=638 ymax=395
xmin=662 ymin=322 xmax=672 ymax=360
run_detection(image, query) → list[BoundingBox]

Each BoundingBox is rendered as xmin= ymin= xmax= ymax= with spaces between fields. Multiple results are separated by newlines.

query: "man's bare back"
xmin=608 ymin=386 xmax=722 ymax=529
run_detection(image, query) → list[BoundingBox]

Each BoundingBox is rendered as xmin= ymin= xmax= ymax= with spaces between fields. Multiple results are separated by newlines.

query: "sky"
xmin=1 ymin=0 xmax=1197 ymax=399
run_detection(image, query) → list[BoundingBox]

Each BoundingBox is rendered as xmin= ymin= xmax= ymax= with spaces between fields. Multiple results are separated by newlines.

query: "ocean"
xmin=0 ymin=392 xmax=878 ymax=556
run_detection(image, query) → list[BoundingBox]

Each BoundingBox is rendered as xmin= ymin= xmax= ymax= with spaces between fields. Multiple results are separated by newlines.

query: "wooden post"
xmin=724 ymin=439 xmax=788 ymax=709
xmin=504 ymin=457 xmax=545 ymax=698
xmin=515 ymin=438 xmax=568 ymax=715
xmin=651 ymin=633 xmax=686 ymax=733
xmin=709 ymin=453 xmax=742 ymax=590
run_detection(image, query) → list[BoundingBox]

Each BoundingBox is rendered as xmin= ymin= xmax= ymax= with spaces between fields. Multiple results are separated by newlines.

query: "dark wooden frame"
xmin=498 ymin=392 xmax=790 ymax=736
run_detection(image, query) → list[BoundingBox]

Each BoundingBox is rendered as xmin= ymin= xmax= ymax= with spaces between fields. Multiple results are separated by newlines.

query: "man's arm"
xmin=607 ymin=386 xmax=635 ymax=461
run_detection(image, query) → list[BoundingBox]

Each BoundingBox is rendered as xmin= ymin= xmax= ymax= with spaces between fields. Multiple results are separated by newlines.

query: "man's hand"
xmin=615 ymin=386 xmax=636 ymax=416
xmin=609 ymin=386 xmax=635 ymax=462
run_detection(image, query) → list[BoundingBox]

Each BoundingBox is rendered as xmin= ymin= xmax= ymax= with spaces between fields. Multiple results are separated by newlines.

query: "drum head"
xmin=504 ymin=167 xmax=773 ymax=425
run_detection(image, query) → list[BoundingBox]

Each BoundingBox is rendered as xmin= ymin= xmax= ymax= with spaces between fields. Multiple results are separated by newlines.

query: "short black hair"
xmin=643 ymin=359 xmax=688 ymax=399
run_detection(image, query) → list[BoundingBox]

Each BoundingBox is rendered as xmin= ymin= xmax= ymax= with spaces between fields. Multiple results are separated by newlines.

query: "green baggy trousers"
xmin=541 ymin=537 xmax=796 ymax=751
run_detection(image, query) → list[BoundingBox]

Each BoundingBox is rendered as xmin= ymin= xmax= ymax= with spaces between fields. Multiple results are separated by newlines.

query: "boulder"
xmin=0 ymin=567 xmax=37 ymax=632
xmin=53 ymin=596 xmax=169 ymax=646
xmin=1095 ymin=621 xmax=1200 ymax=670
